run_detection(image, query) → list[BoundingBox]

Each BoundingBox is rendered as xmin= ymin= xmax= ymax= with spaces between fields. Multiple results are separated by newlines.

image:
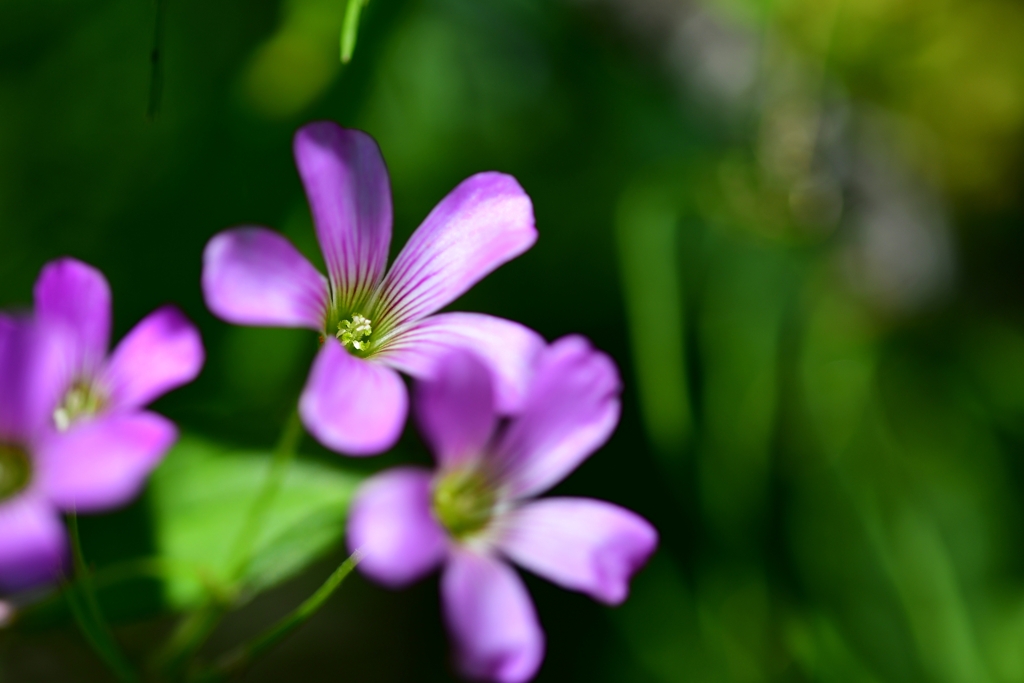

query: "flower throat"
xmin=54 ymin=381 xmax=105 ymax=431
xmin=0 ymin=444 xmax=31 ymax=502
xmin=432 ymin=469 xmax=497 ymax=540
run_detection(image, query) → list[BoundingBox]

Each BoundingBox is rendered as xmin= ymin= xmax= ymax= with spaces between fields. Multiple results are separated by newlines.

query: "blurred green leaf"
xmin=800 ymin=285 xmax=879 ymax=460
xmin=783 ymin=612 xmax=881 ymax=683
xmin=613 ymin=555 xmax=699 ymax=682
xmin=240 ymin=0 xmax=346 ymax=118
xmin=697 ymin=239 xmax=797 ymax=546
xmin=615 ymin=183 xmax=691 ymax=455
xmin=963 ymin=322 xmax=1024 ymax=432
xmin=149 ymin=435 xmax=364 ymax=610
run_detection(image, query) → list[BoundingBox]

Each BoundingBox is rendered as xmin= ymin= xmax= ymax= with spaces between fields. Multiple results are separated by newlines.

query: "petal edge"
xmin=498 ymin=497 xmax=657 ymax=605
xmin=0 ymin=495 xmax=67 ymax=593
xmin=202 ymin=227 xmax=328 ymax=331
xmin=442 ymin=549 xmax=544 ymax=683
xmin=495 ymin=336 xmax=622 ymax=498
xmin=376 ymin=173 xmax=536 ymax=329
xmin=103 ymin=306 xmax=205 ymax=410
xmin=37 ymin=412 xmax=177 ymax=513
xmin=347 ymin=467 xmax=447 ymax=587
xmin=299 ymin=344 xmax=407 ymax=456
xmin=33 ymin=258 xmax=112 ymax=377
xmin=379 ymin=312 xmax=544 ymax=415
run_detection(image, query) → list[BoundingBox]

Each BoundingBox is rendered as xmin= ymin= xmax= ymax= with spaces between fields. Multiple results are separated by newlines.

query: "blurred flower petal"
xmin=0 ymin=495 xmax=66 ymax=593
xmin=498 ymin=497 xmax=657 ymax=605
xmin=38 ymin=412 xmax=176 ymax=513
xmin=103 ymin=306 xmax=204 ymax=411
xmin=413 ymin=351 xmax=498 ymax=470
xmin=202 ymin=227 xmax=328 ymax=330
xmin=380 ymin=312 xmax=544 ymax=414
xmin=0 ymin=316 xmax=65 ymax=441
xmin=33 ymin=258 xmax=111 ymax=376
xmin=495 ymin=336 xmax=621 ymax=498
xmin=299 ymin=342 xmax=407 ymax=456
xmin=442 ymin=548 xmax=544 ymax=683
xmin=348 ymin=467 xmax=447 ymax=587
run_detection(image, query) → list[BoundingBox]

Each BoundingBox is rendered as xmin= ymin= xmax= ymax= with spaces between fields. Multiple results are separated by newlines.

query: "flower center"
xmin=336 ymin=314 xmax=373 ymax=351
xmin=53 ymin=381 xmax=105 ymax=431
xmin=0 ymin=444 xmax=31 ymax=502
xmin=432 ymin=469 xmax=497 ymax=540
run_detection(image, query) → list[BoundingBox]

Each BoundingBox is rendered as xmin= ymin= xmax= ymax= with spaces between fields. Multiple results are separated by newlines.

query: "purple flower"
xmin=0 ymin=259 xmax=204 ymax=592
xmin=202 ymin=121 xmax=542 ymax=456
xmin=347 ymin=341 xmax=658 ymax=683
xmin=0 ymin=317 xmax=65 ymax=592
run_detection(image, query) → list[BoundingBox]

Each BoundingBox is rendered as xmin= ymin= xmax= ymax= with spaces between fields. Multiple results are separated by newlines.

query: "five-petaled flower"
xmin=347 ymin=342 xmax=658 ymax=683
xmin=202 ymin=121 xmax=543 ymax=456
xmin=0 ymin=259 xmax=204 ymax=592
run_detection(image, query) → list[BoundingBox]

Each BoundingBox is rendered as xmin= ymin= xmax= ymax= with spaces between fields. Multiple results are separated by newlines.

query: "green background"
xmin=3 ymin=0 xmax=1024 ymax=680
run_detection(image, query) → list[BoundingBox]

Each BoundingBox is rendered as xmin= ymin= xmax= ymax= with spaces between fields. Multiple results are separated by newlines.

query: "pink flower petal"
xmin=0 ymin=316 xmax=66 ymax=442
xmin=202 ymin=227 xmax=329 ymax=331
xmin=375 ymin=173 xmax=536 ymax=330
xmin=442 ymin=548 xmax=544 ymax=683
xmin=347 ymin=467 xmax=447 ymax=587
xmin=103 ymin=306 xmax=204 ymax=411
xmin=494 ymin=336 xmax=621 ymax=499
xmin=0 ymin=494 xmax=67 ymax=593
xmin=33 ymin=258 xmax=111 ymax=376
xmin=0 ymin=316 xmax=23 ymax=440
xmin=378 ymin=312 xmax=544 ymax=414
xmin=497 ymin=497 xmax=657 ymax=605
xmin=37 ymin=412 xmax=177 ymax=513
xmin=294 ymin=122 xmax=392 ymax=310
xmin=413 ymin=351 xmax=498 ymax=470
xmin=299 ymin=343 xmax=407 ymax=456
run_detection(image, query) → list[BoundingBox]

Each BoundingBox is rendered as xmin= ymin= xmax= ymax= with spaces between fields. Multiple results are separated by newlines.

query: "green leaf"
xmin=149 ymin=435 xmax=364 ymax=610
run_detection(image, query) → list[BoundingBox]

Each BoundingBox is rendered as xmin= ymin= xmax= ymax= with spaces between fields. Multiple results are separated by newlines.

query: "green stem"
xmin=92 ymin=557 xmax=216 ymax=593
xmin=190 ymin=551 xmax=361 ymax=683
xmin=66 ymin=513 xmax=140 ymax=683
xmin=340 ymin=0 xmax=369 ymax=63
xmin=25 ymin=556 xmax=215 ymax=620
xmin=157 ymin=409 xmax=303 ymax=679
xmin=227 ymin=409 xmax=303 ymax=580
xmin=156 ymin=606 xmax=229 ymax=680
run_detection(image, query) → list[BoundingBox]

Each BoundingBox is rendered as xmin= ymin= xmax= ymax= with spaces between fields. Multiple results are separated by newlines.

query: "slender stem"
xmin=156 ymin=606 xmax=229 ymax=680
xmin=66 ymin=513 xmax=140 ymax=683
xmin=340 ymin=0 xmax=368 ymax=63
xmin=157 ymin=409 xmax=304 ymax=679
xmin=92 ymin=557 xmax=215 ymax=592
xmin=25 ymin=556 xmax=215 ymax=620
xmin=227 ymin=409 xmax=303 ymax=580
xmin=190 ymin=551 xmax=361 ymax=683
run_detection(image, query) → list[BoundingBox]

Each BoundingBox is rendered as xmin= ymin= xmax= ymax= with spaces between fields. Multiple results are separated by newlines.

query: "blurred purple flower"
xmin=0 ymin=259 xmax=204 ymax=592
xmin=202 ymin=121 xmax=542 ymax=456
xmin=347 ymin=341 xmax=658 ymax=683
